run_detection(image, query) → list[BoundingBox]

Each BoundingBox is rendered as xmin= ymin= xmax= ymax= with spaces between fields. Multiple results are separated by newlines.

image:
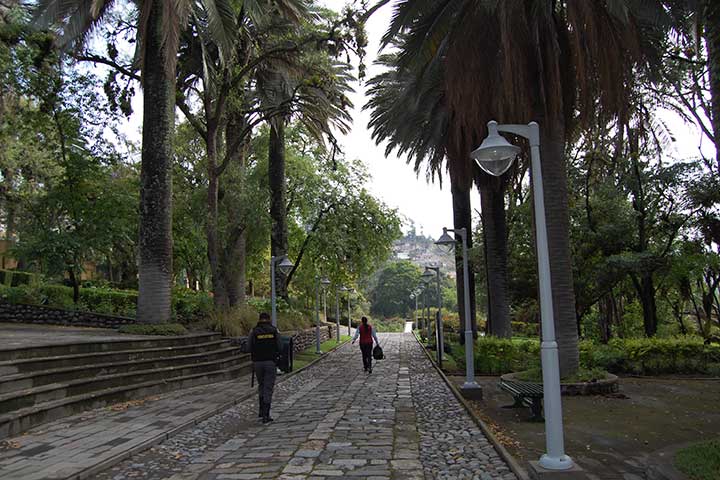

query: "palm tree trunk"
xmin=538 ymin=123 xmax=579 ymax=377
xmin=477 ymin=172 xmax=511 ymax=338
xmin=450 ymin=177 xmax=477 ymax=341
xmin=705 ymin=0 xmax=720 ymax=173
xmin=269 ymin=118 xmax=289 ymax=298
xmin=136 ymin=2 xmax=175 ymax=324
xmin=206 ymin=124 xmax=230 ymax=310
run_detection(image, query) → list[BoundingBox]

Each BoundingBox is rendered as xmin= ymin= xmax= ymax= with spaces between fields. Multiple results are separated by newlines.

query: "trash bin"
xmin=277 ymin=335 xmax=294 ymax=373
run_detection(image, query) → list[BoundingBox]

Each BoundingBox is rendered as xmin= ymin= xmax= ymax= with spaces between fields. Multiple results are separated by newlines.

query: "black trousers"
xmin=254 ymin=360 xmax=276 ymax=405
xmin=360 ymin=343 xmax=373 ymax=371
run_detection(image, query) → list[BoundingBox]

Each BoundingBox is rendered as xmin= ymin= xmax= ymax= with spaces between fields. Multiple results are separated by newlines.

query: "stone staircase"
xmin=0 ymin=333 xmax=251 ymax=439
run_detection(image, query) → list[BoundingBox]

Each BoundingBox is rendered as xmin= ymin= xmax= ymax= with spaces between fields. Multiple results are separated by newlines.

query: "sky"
xmin=115 ymin=1 xmax=716 ymax=240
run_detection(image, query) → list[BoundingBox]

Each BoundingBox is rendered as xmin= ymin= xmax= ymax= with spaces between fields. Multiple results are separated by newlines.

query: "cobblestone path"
xmin=97 ymin=333 xmax=515 ymax=480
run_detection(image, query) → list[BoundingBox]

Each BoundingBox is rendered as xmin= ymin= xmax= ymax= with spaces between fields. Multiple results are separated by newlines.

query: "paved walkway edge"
xmin=70 ymin=338 xmax=351 ymax=480
xmin=412 ymin=332 xmax=531 ymax=480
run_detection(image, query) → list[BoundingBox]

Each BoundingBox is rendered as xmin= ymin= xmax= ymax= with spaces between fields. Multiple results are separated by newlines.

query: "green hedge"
xmin=580 ymin=337 xmax=720 ymax=376
xmin=0 ymin=284 xmax=213 ymax=324
xmin=446 ymin=336 xmax=720 ymax=377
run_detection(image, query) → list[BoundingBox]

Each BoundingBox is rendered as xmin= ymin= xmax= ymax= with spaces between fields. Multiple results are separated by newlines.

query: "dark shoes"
xmin=260 ymin=402 xmax=274 ymax=423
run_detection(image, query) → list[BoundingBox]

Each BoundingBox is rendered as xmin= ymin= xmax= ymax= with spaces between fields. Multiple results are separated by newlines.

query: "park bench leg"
xmin=529 ymin=398 xmax=544 ymax=422
xmin=501 ymin=394 xmax=525 ymax=409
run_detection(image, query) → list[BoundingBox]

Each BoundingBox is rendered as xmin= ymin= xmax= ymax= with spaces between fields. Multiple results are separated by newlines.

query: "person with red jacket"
xmin=351 ymin=316 xmax=380 ymax=373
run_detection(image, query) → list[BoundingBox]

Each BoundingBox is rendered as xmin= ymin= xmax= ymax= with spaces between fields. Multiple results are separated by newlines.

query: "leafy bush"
xmin=0 ymin=283 xmax=213 ymax=323
xmin=446 ymin=335 xmax=719 ymax=377
xmin=172 ymin=288 xmax=213 ymax=323
xmin=448 ymin=337 xmax=540 ymax=375
xmin=511 ymin=321 xmax=539 ymax=337
xmin=118 ymin=323 xmax=188 ymax=336
xmin=206 ymin=304 xmax=259 ymax=337
xmin=585 ymin=337 xmax=720 ymax=375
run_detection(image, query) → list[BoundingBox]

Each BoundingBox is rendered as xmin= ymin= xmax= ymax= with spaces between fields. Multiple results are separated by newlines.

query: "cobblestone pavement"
xmin=95 ymin=333 xmax=515 ymax=480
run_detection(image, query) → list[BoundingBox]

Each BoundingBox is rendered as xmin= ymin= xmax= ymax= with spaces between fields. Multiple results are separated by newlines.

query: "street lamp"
xmin=335 ymin=285 xmax=345 ymax=342
xmin=423 ymin=266 xmax=442 ymax=368
xmin=436 ymin=227 xmax=481 ymax=398
xmin=471 ymin=120 xmax=572 ymax=471
xmin=315 ymin=276 xmax=330 ymax=354
xmin=270 ymin=255 xmax=294 ymax=327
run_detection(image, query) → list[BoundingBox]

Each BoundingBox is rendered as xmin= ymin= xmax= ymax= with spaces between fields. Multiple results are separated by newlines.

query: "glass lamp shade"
xmin=470 ymin=127 xmax=521 ymax=177
xmin=435 ymin=230 xmax=456 ymax=253
xmin=277 ymin=256 xmax=294 ymax=276
xmin=421 ymin=270 xmax=435 ymax=283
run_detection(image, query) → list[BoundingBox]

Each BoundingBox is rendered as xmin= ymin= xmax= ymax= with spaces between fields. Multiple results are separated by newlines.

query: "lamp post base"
xmin=460 ymin=382 xmax=483 ymax=400
xmin=537 ymin=454 xmax=574 ymax=471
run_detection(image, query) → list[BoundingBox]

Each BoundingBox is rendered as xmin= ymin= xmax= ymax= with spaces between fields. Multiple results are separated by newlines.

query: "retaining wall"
xmin=0 ymin=302 xmax=134 ymax=329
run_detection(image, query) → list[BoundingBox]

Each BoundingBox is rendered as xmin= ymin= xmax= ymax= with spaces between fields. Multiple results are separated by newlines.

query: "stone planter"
xmin=500 ymin=372 xmax=620 ymax=396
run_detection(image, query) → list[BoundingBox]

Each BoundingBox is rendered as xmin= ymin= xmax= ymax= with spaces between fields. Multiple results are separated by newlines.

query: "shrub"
xmin=206 ymin=304 xmax=259 ymax=337
xmin=448 ymin=337 xmax=540 ymax=375
xmin=172 ymin=288 xmax=213 ymax=323
xmin=582 ymin=337 xmax=720 ymax=375
xmin=511 ymin=321 xmax=539 ymax=337
xmin=0 ymin=283 xmax=213 ymax=323
xmin=118 ymin=323 xmax=188 ymax=336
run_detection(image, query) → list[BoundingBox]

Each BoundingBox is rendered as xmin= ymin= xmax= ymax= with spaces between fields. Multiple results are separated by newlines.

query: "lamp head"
xmin=277 ymin=255 xmax=294 ymax=276
xmin=470 ymin=121 xmax=521 ymax=176
xmin=320 ymin=277 xmax=331 ymax=287
xmin=435 ymin=228 xmax=456 ymax=253
xmin=421 ymin=269 xmax=435 ymax=283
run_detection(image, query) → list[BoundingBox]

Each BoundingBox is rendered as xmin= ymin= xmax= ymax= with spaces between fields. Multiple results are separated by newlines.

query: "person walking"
xmin=248 ymin=312 xmax=280 ymax=423
xmin=351 ymin=316 xmax=380 ymax=373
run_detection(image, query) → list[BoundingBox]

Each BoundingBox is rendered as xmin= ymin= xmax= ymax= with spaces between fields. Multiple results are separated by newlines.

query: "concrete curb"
xmin=70 ymin=338 xmax=351 ymax=480
xmin=412 ymin=332 xmax=531 ymax=480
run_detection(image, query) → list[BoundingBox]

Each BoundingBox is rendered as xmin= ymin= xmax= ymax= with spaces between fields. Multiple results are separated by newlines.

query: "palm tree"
xmin=33 ymin=0 xmax=236 ymax=322
xmin=374 ymin=0 xmax=667 ymax=375
xmin=367 ymin=47 xmax=497 ymax=339
xmin=257 ymin=12 xmax=354 ymax=299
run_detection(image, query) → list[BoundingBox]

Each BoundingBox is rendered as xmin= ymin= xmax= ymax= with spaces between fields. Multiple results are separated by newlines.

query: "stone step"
xmin=0 ymin=339 xmax=232 ymax=376
xmin=0 ymin=346 xmax=244 ymax=395
xmin=0 ymin=354 xmax=250 ymax=414
xmin=0 ymin=362 xmax=252 ymax=440
xmin=0 ymin=332 xmax=221 ymax=361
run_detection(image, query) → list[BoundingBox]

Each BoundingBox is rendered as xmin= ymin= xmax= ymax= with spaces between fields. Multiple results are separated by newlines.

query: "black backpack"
xmin=373 ymin=344 xmax=384 ymax=360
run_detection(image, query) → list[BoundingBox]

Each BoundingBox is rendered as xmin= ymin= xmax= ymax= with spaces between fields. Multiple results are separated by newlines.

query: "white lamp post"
xmin=422 ymin=268 xmax=442 ymax=367
xmin=270 ymin=255 xmax=294 ymax=327
xmin=436 ymin=227 xmax=481 ymax=397
xmin=471 ymin=120 xmax=572 ymax=470
xmin=315 ymin=276 xmax=330 ymax=354
xmin=335 ymin=285 xmax=344 ymax=342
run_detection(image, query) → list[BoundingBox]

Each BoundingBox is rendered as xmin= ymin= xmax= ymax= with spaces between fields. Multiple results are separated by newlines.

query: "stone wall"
xmin=287 ymin=324 xmax=335 ymax=354
xmin=0 ymin=302 xmax=135 ymax=329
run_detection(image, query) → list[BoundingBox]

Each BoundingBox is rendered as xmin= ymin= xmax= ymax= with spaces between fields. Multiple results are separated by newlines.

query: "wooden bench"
xmin=498 ymin=378 xmax=544 ymax=422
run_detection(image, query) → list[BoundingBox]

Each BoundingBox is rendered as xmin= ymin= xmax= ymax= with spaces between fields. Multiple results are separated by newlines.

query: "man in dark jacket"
xmin=248 ymin=312 xmax=280 ymax=423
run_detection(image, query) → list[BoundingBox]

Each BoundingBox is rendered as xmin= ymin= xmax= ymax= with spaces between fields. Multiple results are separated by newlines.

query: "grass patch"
xmin=118 ymin=323 xmax=188 ymax=336
xmin=293 ymin=335 xmax=351 ymax=370
xmin=675 ymin=439 xmax=720 ymax=480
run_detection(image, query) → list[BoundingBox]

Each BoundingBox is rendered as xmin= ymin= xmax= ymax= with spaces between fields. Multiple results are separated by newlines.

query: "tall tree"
xmin=373 ymin=0 xmax=667 ymax=375
xmin=33 ymin=0 xmax=237 ymax=323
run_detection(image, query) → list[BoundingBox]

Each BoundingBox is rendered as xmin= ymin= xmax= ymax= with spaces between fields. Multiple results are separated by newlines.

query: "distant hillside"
xmin=391 ymin=229 xmax=456 ymax=278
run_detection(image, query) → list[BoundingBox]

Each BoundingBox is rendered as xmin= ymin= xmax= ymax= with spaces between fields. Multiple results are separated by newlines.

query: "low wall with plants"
xmin=443 ymin=336 xmax=720 ymax=377
xmin=0 ymin=284 xmax=212 ymax=324
xmin=0 ymin=301 xmax=135 ymax=329
xmin=287 ymin=324 xmax=336 ymax=354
